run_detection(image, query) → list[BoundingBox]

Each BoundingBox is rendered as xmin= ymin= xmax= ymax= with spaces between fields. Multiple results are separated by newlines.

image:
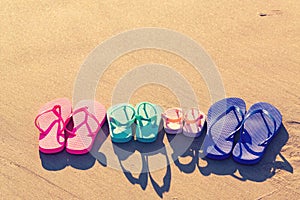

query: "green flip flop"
xmin=135 ymin=102 xmax=162 ymax=143
xmin=107 ymin=103 xmax=136 ymax=143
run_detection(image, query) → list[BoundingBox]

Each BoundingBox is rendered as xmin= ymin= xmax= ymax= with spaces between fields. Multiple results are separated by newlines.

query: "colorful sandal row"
xmin=35 ymin=97 xmax=282 ymax=165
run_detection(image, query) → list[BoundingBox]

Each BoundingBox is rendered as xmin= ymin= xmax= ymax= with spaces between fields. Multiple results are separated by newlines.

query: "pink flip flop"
xmin=162 ymin=108 xmax=183 ymax=134
xmin=65 ymin=100 xmax=106 ymax=154
xmin=35 ymin=98 xmax=72 ymax=154
xmin=182 ymin=108 xmax=206 ymax=137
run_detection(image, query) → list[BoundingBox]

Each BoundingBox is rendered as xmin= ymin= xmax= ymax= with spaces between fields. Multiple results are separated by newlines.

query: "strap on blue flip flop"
xmin=208 ymin=105 xmax=245 ymax=141
xmin=205 ymin=105 xmax=245 ymax=156
xmin=234 ymin=108 xmax=278 ymax=160
xmin=240 ymin=108 xmax=277 ymax=147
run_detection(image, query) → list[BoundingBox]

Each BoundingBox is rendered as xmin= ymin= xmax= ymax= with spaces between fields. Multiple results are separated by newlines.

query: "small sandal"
xmin=162 ymin=108 xmax=183 ymax=134
xmin=182 ymin=108 xmax=206 ymax=138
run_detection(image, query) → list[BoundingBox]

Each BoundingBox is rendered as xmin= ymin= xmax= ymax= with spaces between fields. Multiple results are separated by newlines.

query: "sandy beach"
xmin=1 ymin=0 xmax=299 ymax=199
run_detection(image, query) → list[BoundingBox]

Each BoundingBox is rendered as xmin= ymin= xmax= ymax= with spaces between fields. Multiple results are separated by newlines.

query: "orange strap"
xmin=162 ymin=108 xmax=182 ymax=123
xmin=184 ymin=114 xmax=203 ymax=124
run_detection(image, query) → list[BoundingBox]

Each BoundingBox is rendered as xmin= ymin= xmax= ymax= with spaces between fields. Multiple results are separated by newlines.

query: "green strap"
xmin=136 ymin=102 xmax=158 ymax=127
xmin=109 ymin=104 xmax=136 ymax=129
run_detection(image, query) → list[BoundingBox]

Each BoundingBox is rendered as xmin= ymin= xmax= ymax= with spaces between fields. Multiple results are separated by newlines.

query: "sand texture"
xmin=1 ymin=0 xmax=299 ymax=199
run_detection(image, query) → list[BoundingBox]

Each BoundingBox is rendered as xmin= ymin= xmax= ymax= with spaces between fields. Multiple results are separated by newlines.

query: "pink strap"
xmin=184 ymin=109 xmax=203 ymax=125
xmin=162 ymin=109 xmax=182 ymax=122
xmin=34 ymin=105 xmax=65 ymax=144
xmin=184 ymin=109 xmax=204 ymax=135
xmin=66 ymin=106 xmax=100 ymax=137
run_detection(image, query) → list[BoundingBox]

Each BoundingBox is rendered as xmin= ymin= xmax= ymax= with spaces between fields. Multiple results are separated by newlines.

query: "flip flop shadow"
xmin=112 ymin=128 xmax=171 ymax=198
xmin=39 ymin=121 xmax=109 ymax=170
xmin=167 ymin=123 xmax=292 ymax=182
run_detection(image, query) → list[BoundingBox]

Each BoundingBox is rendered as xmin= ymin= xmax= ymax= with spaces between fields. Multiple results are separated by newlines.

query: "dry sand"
xmin=1 ymin=0 xmax=299 ymax=199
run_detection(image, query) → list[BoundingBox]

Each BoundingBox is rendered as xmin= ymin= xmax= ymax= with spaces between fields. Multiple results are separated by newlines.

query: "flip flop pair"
xmin=35 ymin=98 xmax=106 ymax=154
xmin=107 ymin=102 xmax=162 ymax=143
xmin=162 ymin=108 xmax=206 ymax=138
xmin=202 ymin=97 xmax=282 ymax=164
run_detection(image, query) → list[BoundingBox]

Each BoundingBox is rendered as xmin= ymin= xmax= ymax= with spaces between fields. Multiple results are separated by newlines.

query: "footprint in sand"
xmin=259 ymin=10 xmax=283 ymax=17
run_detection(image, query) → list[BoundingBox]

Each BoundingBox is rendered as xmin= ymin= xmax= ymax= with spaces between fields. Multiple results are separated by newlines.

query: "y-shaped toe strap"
xmin=208 ymin=105 xmax=245 ymax=141
xmin=35 ymin=105 xmax=65 ymax=145
xmin=240 ymin=109 xmax=277 ymax=146
xmin=66 ymin=106 xmax=101 ymax=137
xmin=109 ymin=106 xmax=136 ymax=131
xmin=161 ymin=108 xmax=183 ymax=130
xmin=234 ymin=108 xmax=278 ymax=159
xmin=183 ymin=108 xmax=204 ymax=133
xmin=136 ymin=102 xmax=158 ymax=127
xmin=205 ymin=105 xmax=244 ymax=156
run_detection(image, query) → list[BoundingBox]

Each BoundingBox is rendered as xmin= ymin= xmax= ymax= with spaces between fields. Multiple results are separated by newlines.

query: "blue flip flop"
xmin=135 ymin=102 xmax=162 ymax=143
xmin=232 ymin=102 xmax=282 ymax=164
xmin=107 ymin=103 xmax=136 ymax=143
xmin=202 ymin=98 xmax=246 ymax=159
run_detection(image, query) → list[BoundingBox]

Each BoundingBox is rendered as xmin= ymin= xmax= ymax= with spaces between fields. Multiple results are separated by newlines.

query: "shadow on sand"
xmin=112 ymin=128 xmax=171 ymax=198
xmin=40 ymin=119 xmax=292 ymax=198
xmin=39 ymin=121 xmax=109 ymax=171
xmin=167 ymin=124 xmax=293 ymax=182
